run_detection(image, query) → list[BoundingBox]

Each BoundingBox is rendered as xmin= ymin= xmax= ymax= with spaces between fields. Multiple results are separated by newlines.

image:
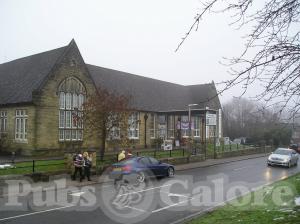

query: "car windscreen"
xmin=274 ymin=149 xmax=291 ymax=155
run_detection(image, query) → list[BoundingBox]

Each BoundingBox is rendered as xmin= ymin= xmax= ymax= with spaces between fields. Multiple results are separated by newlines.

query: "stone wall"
xmin=33 ymin=43 xmax=101 ymax=153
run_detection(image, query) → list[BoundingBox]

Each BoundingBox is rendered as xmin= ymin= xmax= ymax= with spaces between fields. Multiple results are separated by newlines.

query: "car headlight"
xmin=283 ymin=158 xmax=289 ymax=162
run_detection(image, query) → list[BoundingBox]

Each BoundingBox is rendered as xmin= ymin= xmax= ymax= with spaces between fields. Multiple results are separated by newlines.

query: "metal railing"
xmin=0 ymin=158 xmax=66 ymax=175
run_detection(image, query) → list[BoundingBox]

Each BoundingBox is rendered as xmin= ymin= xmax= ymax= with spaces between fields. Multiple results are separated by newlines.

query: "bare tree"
xmin=83 ymin=87 xmax=132 ymax=160
xmin=223 ymin=97 xmax=292 ymax=145
xmin=177 ymin=0 xmax=300 ymax=116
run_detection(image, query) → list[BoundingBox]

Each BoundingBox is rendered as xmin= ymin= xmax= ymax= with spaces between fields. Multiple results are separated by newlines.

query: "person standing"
xmin=125 ymin=149 xmax=133 ymax=159
xmin=83 ymin=151 xmax=92 ymax=181
xmin=118 ymin=150 xmax=126 ymax=162
xmin=72 ymin=153 xmax=84 ymax=182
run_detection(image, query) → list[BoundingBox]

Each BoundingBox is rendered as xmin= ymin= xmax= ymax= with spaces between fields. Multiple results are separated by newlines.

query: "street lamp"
xmin=188 ymin=104 xmax=198 ymax=154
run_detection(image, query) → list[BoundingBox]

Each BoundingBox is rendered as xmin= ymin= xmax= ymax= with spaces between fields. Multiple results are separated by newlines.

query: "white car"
xmin=267 ymin=148 xmax=298 ymax=168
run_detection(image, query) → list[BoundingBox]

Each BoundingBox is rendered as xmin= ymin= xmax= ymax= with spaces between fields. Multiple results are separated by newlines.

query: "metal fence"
xmin=0 ymin=158 xmax=66 ymax=175
xmin=96 ymin=148 xmax=188 ymax=164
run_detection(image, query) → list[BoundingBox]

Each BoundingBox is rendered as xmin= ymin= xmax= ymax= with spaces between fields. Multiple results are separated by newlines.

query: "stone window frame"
xmin=107 ymin=114 xmax=121 ymax=140
xmin=15 ymin=109 xmax=28 ymax=142
xmin=0 ymin=111 xmax=8 ymax=138
xmin=149 ymin=113 xmax=156 ymax=139
xmin=128 ymin=112 xmax=140 ymax=139
xmin=167 ymin=115 xmax=175 ymax=139
xmin=181 ymin=115 xmax=189 ymax=138
xmin=158 ymin=114 xmax=167 ymax=138
xmin=58 ymin=77 xmax=86 ymax=142
xmin=192 ymin=116 xmax=201 ymax=138
xmin=108 ymin=126 xmax=121 ymax=140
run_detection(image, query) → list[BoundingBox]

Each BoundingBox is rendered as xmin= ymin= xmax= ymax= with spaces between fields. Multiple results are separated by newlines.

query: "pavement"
xmin=1 ymin=152 xmax=299 ymax=224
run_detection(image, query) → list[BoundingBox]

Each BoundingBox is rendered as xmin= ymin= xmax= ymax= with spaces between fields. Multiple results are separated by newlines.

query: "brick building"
xmin=0 ymin=40 xmax=222 ymax=155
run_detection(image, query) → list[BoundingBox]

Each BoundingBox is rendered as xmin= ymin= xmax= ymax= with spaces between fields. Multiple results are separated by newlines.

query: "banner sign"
xmin=176 ymin=121 xmax=195 ymax=130
xmin=206 ymin=114 xmax=217 ymax=126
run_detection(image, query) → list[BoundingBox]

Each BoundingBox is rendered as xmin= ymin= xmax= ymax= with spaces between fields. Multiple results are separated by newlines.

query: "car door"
xmin=148 ymin=157 xmax=163 ymax=176
xmin=138 ymin=157 xmax=153 ymax=176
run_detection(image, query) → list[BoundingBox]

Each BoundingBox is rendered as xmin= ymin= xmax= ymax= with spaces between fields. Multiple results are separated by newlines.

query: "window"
xmin=0 ymin=111 xmax=7 ymax=138
xmin=15 ymin=110 xmax=27 ymax=141
xmin=58 ymin=77 xmax=86 ymax=141
xmin=167 ymin=115 xmax=174 ymax=138
xmin=107 ymin=114 xmax=121 ymax=140
xmin=181 ymin=115 xmax=189 ymax=137
xmin=108 ymin=127 xmax=121 ymax=140
xmin=148 ymin=157 xmax=159 ymax=165
xmin=192 ymin=116 xmax=201 ymax=137
xmin=139 ymin=157 xmax=151 ymax=166
xmin=158 ymin=115 xmax=167 ymax=138
xmin=207 ymin=126 xmax=216 ymax=138
xmin=128 ymin=112 xmax=139 ymax=139
xmin=158 ymin=115 xmax=166 ymax=124
xmin=149 ymin=113 xmax=156 ymax=139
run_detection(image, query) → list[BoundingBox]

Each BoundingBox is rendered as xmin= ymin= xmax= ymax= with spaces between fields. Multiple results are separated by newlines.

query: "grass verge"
xmin=188 ymin=172 xmax=300 ymax=224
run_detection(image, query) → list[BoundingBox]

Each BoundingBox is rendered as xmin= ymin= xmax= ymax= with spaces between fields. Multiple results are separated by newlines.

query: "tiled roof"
xmin=0 ymin=45 xmax=67 ymax=105
xmin=87 ymin=64 xmax=221 ymax=112
xmin=0 ymin=40 xmax=221 ymax=111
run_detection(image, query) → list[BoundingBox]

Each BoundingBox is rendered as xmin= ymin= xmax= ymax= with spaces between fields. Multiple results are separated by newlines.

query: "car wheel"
xmin=167 ymin=167 xmax=175 ymax=177
xmin=137 ymin=172 xmax=146 ymax=183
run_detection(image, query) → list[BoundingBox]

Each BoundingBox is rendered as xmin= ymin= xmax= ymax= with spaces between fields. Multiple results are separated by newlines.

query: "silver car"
xmin=267 ymin=148 xmax=298 ymax=168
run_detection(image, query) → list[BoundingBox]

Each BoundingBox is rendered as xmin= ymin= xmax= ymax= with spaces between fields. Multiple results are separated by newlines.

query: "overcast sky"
xmin=0 ymin=0 xmax=253 ymax=104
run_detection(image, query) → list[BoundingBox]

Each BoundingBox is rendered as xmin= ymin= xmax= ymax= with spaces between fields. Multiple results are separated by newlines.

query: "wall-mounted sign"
xmin=206 ymin=114 xmax=217 ymax=126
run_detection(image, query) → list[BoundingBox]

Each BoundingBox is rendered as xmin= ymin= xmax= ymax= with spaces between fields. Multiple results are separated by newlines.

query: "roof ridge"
xmin=186 ymin=83 xmax=213 ymax=87
xmin=86 ymin=63 xmax=186 ymax=87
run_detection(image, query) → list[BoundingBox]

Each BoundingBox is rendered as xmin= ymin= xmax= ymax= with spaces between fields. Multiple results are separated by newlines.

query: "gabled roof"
xmin=0 ymin=40 xmax=221 ymax=112
xmin=87 ymin=64 xmax=221 ymax=112
xmin=0 ymin=45 xmax=68 ymax=105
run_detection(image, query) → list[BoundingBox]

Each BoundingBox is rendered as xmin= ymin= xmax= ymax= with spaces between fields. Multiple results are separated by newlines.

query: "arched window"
xmin=58 ymin=77 xmax=86 ymax=141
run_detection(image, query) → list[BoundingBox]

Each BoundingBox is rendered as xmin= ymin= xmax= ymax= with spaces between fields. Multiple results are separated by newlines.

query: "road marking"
xmin=0 ymin=205 xmax=75 ymax=222
xmin=168 ymin=193 xmax=190 ymax=198
xmin=123 ymin=205 xmax=147 ymax=213
xmin=69 ymin=191 xmax=85 ymax=197
xmin=151 ymin=198 xmax=192 ymax=213
xmin=160 ymin=191 xmax=191 ymax=198
xmin=117 ymin=184 xmax=172 ymax=197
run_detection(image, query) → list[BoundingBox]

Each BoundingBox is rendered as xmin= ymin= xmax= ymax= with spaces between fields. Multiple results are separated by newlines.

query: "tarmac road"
xmin=0 ymin=156 xmax=299 ymax=224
